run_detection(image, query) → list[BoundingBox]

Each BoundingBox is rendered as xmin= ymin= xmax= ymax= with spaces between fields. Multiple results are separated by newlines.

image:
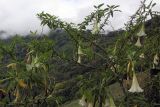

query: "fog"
xmin=0 ymin=0 xmax=160 ymax=38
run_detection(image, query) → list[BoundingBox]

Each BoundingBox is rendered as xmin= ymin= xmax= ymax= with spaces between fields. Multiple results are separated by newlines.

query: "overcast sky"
xmin=0 ymin=0 xmax=160 ymax=38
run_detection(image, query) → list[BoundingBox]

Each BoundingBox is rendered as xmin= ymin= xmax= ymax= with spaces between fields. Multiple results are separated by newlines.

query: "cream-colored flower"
xmin=135 ymin=37 xmax=142 ymax=47
xmin=153 ymin=54 xmax=159 ymax=65
xmin=91 ymin=20 xmax=99 ymax=35
xmin=79 ymin=95 xmax=88 ymax=107
xmin=78 ymin=45 xmax=83 ymax=55
xmin=128 ymin=71 xmax=143 ymax=93
xmin=137 ymin=24 xmax=146 ymax=37
xmin=139 ymin=53 xmax=145 ymax=58
xmin=77 ymin=45 xmax=84 ymax=63
xmin=77 ymin=56 xmax=81 ymax=63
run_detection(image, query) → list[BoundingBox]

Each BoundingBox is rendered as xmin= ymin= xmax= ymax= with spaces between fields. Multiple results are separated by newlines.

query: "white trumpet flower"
xmin=91 ymin=20 xmax=99 ymax=35
xmin=78 ymin=45 xmax=83 ymax=55
xmin=128 ymin=71 xmax=143 ymax=93
xmin=79 ymin=95 xmax=88 ymax=107
xmin=137 ymin=24 xmax=146 ymax=37
xmin=77 ymin=55 xmax=81 ymax=63
xmin=135 ymin=37 xmax=142 ymax=47
xmin=153 ymin=54 xmax=159 ymax=65
xmin=77 ymin=45 xmax=83 ymax=63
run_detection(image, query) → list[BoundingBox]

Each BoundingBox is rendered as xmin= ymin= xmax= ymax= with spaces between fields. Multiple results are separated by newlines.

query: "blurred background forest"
xmin=0 ymin=0 xmax=160 ymax=107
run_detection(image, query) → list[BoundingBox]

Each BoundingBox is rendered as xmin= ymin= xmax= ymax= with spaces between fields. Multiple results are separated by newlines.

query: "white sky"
xmin=0 ymin=0 xmax=160 ymax=38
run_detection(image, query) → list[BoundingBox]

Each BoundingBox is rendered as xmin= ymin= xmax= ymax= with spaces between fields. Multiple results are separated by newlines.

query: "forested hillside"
xmin=0 ymin=0 xmax=160 ymax=107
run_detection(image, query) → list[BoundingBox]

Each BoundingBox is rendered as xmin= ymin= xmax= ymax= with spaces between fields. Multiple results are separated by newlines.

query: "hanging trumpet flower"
xmin=153 ymin=53 xmax=159 ymax=65
xmin=128 ymin=71 xmax=143 ymax=93
xmin=78 ymin=45 xmax=83 ymax=55
xmin=135 ymin=37 xmax=142 ymax=47
xmin=77 ymin=45 xmax=84 ymax=63
xmin=77 ymin=55 xmax=81 ymax=63
xmin=137 ymin=24 xmax=146 ymax=37
xmin=79 ymin=95 xmax=88 ymax=107
xmin=135 ymin=23 xmax=146 ymax=47
xmin=91 ymin=19 xmax=99 ymax=35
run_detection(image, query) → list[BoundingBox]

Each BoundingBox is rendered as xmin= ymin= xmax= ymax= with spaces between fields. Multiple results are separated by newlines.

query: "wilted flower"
xmin=14 ymin=88 xmax=20 ymax=102
xmin=137 ymin=24 xmax=146 ymax=37
xmin=26 ymin=55 xmax=32 ymax=64
xmin=128 ymin=71 xmax=143 ymax=93
xmin=153 ymin=54 xmax=159 ymax=65
xmin=127 ymin=60 xmax=132 ymax=73
xmin=7 ymin=63 xmax=17 ymax=70
xmin=91 ymin=20 xmax=99 ymax=35
xmin=79 ymin=95 xmax=88 ymax=107
xmin=135 ymin=37 xmax=142 ymax=47
xmin=18 ymin=79 xmax=27 ymax=88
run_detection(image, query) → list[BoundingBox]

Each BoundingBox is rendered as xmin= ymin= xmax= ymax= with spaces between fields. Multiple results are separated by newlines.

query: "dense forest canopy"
xmin=0 ymin=0 xmax=160 ymax=107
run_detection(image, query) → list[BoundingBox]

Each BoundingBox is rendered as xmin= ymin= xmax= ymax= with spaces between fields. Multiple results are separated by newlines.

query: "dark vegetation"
xmin=0 ymin=0 xmax=160 ymax=107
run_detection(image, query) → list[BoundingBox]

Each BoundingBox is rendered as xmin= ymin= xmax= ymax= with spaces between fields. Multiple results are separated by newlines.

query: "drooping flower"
xmin=77 ymin=56 xmax=81 ymax=63
xmin=77 ymin=45 xmax=84 ymax=63
xmin=78 ymin=45 xmax=83 ymax=55
xmin=135 ymin=37 xmax=142 ymax=47
xmin=91 ymin=19 xmax=99 ymax=35
xmin=79 ymin=95 xmax=88 ymax=107
xmin=139 ymin=53 xmax=145 ymax=58
xmin=128 ymin=71 xmax=143 ymax=93
xmin=153 ymin=54 xmax=159 ymax=65
xmin=137 ymin=24 xmax=146 ymax=37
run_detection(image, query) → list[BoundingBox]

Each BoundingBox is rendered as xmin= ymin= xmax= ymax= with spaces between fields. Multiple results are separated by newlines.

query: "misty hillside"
xmin=0 ymin=0 xmax=160 ymax=106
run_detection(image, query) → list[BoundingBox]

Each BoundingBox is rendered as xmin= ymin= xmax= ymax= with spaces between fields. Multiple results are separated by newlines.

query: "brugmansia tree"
xmin=0 ymin=0 xmax=159 ymax=107
xmin=37 ymin=0 xmax=160 ymax=106
xmin=37 ymin=3 xmax=121 ymax=107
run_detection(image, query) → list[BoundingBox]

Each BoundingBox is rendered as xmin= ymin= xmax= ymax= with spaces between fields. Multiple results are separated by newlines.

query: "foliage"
xmin=0 ymin=0 xmax=160 ymax=107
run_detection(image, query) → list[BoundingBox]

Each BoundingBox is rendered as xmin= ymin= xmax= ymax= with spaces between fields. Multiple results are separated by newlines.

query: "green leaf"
xmin=98 ymin=3 xmax=104 ymax=8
